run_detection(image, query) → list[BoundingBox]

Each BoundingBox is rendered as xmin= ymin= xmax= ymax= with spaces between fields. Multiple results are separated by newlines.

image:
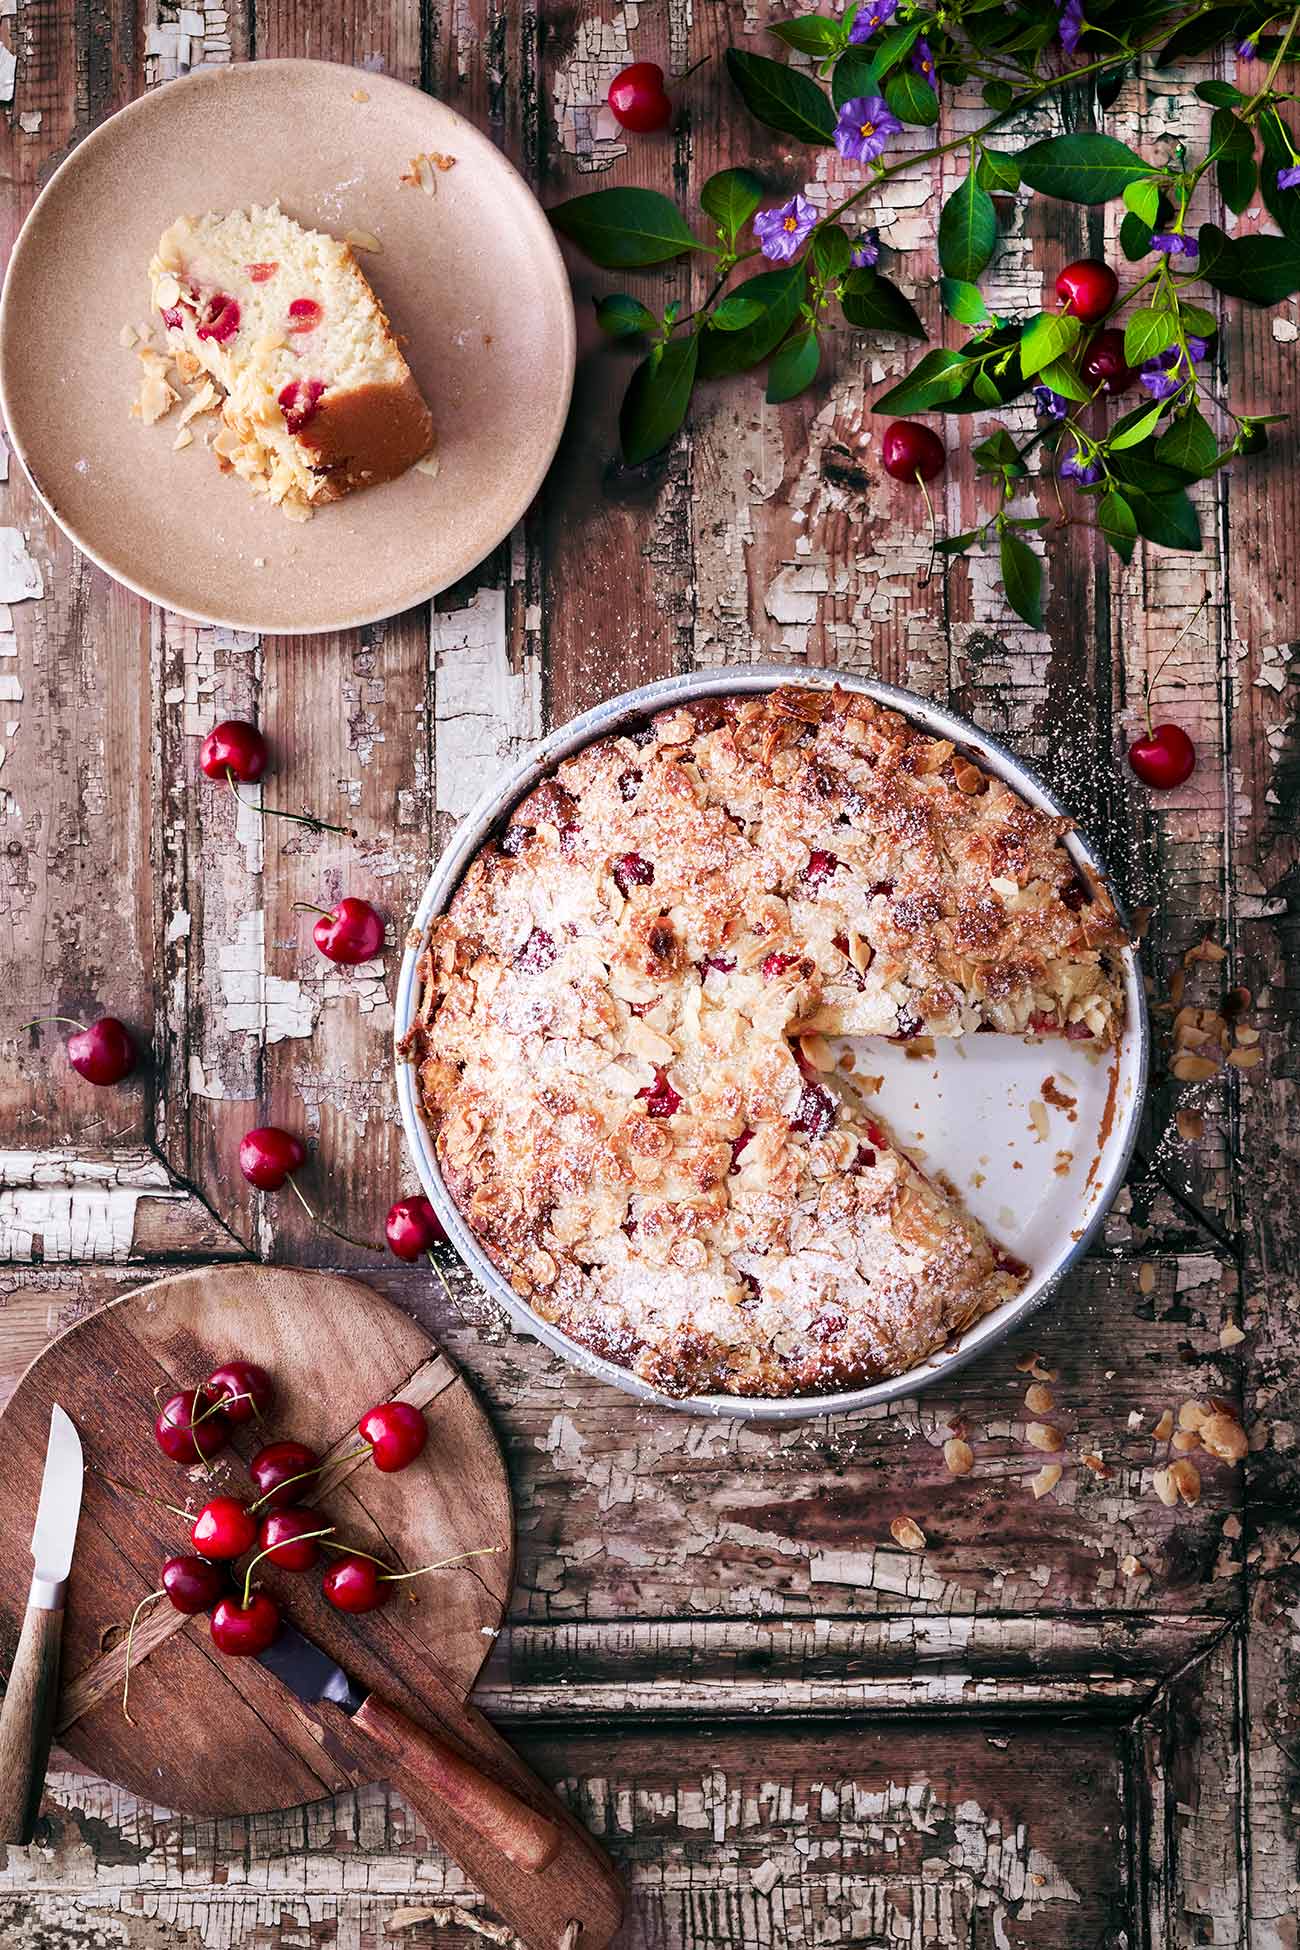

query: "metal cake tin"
xmin=394 ymin=664 xmax=1148 ymax=1423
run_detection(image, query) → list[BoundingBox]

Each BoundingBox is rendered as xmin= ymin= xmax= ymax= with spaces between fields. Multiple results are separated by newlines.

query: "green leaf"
xmin=769 ymin=14 xmax=845 ymax=56
xmin=700 ymin=167 xmax=764 ymax=241
xmin=726 ymin=48 xmax=837 ymax=144
xmin=832 ymin=44 xmax=882 ymax=109
xmin=1019 ymin=311 xmax=1080 ymax=378
xmin=595 ymin=294 xmax=656 ymax=338
xmin=999 ymin=527 xmax=1043 ymax=629
xmin=1123 ymin=178 xmax=1160 ymax=226
xmin=1195 ymin=78 xmax=1245 ymax=105
xmin=841 ymin=268 xmax=928 ymax=338
xmin=972 ymin=369 xmax=1002 ymax=405
xmin=550 ymin=188 xmax=702 ymax=268
xmin=1156 ymin=405 xmax=1218 ymax=475
xmin=1157 ymin=5 xmax=1239 ymax=65
xmin=885 ymin=67 xmax=939 ymax=126
xmin=1107 ymin=397 xmax=1166 ymax=451
xmin=698 ymin=265 xmax=807 ymax=378
xmin=1179 ymin=303 xmax=1218 ymax=337
xmin=1126 ymin=482 xmax=1202 ymax=550
xmin=1108 ymin=446 xmax=1193 ymax=494
xmin=940 ymin=276 xmax=992 ymax=325
xmin=1120 ymin=210 xmax=1155 ymax=261
xmin=813 ymin=224 xmax=853 ymax=280
xmin=973 ymin=428 xmax=1025 ymax=476
xmin=938 ymin=172 xmax=998 ymax=282
xmin=1213 ymin=108 xmax=1257 ymax=215
xmin=1020 ymin=132 xmax=1150 ymax=205
xmin=1036 ymin=356 xmax=1091 ymax=403
xmin=708 ymin=292 xmax=767 ymax=331
xmin=873 ymin=346 xmax=971 ymax=413
xmin=1123 ymin=306 xmax=1180 ymax=367
xmin=977 ymin=147 xmax=1021 ymax=194
xmin=1098 ymin=488 xmax=1137 ymax=564
xmin=766 ymin=328 xmax=821 ymax=403
xmin=619 ymin=334 xmax=700 ymax=465
xmin=1199 ymin=222 xmax=1300 ymax=303
xmin=982 ymin=78 xmax=1014 ymax=110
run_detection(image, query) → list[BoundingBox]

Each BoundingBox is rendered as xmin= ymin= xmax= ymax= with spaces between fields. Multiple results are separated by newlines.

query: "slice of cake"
xmin=149 ymin=203 xmax=433 ymax=519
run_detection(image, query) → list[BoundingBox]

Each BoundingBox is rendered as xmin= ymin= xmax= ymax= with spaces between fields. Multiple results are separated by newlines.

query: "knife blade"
xmin=258 ymin=1620 xmax=561 ymax=1873
xmin=0 ymin=1403 xmax=85 ymax=1843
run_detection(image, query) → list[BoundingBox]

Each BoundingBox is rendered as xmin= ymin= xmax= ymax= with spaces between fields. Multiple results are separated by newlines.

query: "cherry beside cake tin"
xmin=393 ymin=665 xmax=1149 ymax=1423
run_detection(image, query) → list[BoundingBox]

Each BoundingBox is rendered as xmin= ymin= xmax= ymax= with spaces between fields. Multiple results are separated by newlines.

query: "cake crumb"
xmin=1030 ymin=1463 xmax=1062 ymax=1499
xmin=943 ymin=1437 xmax=973 ymax=1476
xmin=1152 ymin=1409 xmax=1174 ymax=1442
xmin=1219 ymin=1321 xmax=1246 ymax=1348
xmin=173 ymin=426 xmax=193 ymax=450
xmin=1120 ymin=1554 xmax=1144 ymax=1577
xmin=345 ymin=228 xmax=383 ymax=253
xmin=1138 ymin=1262 xmax=1156 ymax=1294
xmin=1026 ymin=1421 xmax=1063 ymax=1452
xmin=119 ymin=322 xmax=139 ymax=349
xmin=351 ymin=86 xmax=370 ymax=101
xmin=1024 ymin=1381 xmax=1053 ymax=1414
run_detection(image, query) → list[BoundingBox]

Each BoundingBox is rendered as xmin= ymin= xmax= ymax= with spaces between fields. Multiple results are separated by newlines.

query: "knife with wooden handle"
xmin=0 ymin=1404 xmax=84 ymax=1844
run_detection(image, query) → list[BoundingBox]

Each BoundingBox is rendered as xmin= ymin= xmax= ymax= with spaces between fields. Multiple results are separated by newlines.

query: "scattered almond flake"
xmin=1223 ymin=1513 xmax=1242 ymax=1539
xmin=1176 ymin=1108 xmax=1206 ymax=1141
xmin=1024 ymin=1382 xmax=1054 ymax=1414
xmin=1170 ymin=1457 xmax=1201 ymax=1504
xmin=1082 ymin=1453 xmax=1110 ymax=1477
xmin=177 ymin=381 xmax=219 ymax=427
xmin=1184 ymin=937 xmax=1227 ymax=965
xmin=952 ymin=759 xmax=984 ymax=794
xmin=1227 ymin=1047 xmax=1263 ymax=1069
xmin=432 ymin=151 xmax=457 ymax=170
xmin=414 ymin=451 xmax=441 ymax=478
xmin=1234 ymin=1023 xmax=1261 ymax=1045
xmin=798 ymin=1033 xmax=834 ymax=1073
xmin=1127 ymin=1410 xmax=1143 ymax=1431
xmin=172 ymin=426 xmax=193 ymax=450
xmin=417 ymin=156 xmax=437 ymax=195
xmin=1199 ymin=1411 xmax=1248 ymax=1462
xmin=1219 ymin=1321 xmax=1246 ymax=1348
xmin=1015 ymin=1351 xmax=1057 ymax=1381
xmin=889 ymin=1515 xmax=926 ymax=1552
xmin=904 ymin=1035 xmax=936 ymax=1060
xmin=1120 ymin=1554 xmax=1144 ymax=1577
xmin=1152 ymin=1466 xmax=1178 ymax=1507
xmin=1178 ymin=1399 xmax=1208 ymax=1431
xmin=943 ymin=1437 xmax=973 ymax=1476
xmin=133 ymin=373 xmax=178 ymax=424
xmin=858 ymin=1072 xmax=884 ymax=1094
xmin=1028 ymin=1099 xmax=1050 ymax=1142
xmin=1172 ymin=1429 xmax=1200 ymax=1454
xmin=1138 ymin=1262 xmax=1156 ymax=1294
xmin=345 ymin=228 xmax=383 ymax=253
xmin=1172 ymin=1054 xmax=1219 ymax=1083
xmin=1030 ymin=1463 xmax=1062 ymax=1499
xmin=1025 ymin=1421 xmax=1063 ymax=1453
xmin=1152 ymin=1409 xmax=1174 ymax=1442
xmin=119 ymin=322 xmax=139 ymax=349
xmin=351 ymin=86 xmax=370 ymax=101
xmin=1041 ymin=1075 xmax=1077 ymax=1112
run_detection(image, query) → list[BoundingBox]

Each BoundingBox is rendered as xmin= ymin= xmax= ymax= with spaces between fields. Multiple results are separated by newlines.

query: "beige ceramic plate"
xmin=0 ymin=60 xmax=575 ymax=634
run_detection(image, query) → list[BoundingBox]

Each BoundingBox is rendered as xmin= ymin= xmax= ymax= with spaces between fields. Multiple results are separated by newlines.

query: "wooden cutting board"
xmin=0 ymin=1266 xmax=623 ymax=1950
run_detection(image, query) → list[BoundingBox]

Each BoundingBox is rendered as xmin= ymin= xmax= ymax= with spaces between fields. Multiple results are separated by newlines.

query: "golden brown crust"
xmin=297 ymin=373 xmax=435 ymax=496
xmin=408 ymin=686 xmax=1128 ymax=1399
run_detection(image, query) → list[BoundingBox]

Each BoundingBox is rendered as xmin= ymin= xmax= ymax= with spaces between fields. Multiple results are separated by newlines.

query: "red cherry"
xmin=358 ymin=1401 xmax=428 ymax=1473
xmin=238 ymin=1126 xmax=306 ymax=1190
xmin=608 ymin=61 xmax=672 ymax=133
xmin=200 ymin=720 xmax=268 ymax=784
xmin=801 ymin=850 xmax=838 ymax=888
xmin=246 ymin=261 xmax=279 ymax=283
xmin=210 ymin=1591 xmax=281 ymax=1656
xmin=278 ymin=378 xmax=327 ymax=435
xmin=1128 ymin=722 xmax=1196 ymax=789
xmin=322 ymin=1553 xmax=390 ymax=1614
xmin=257 ymin=1507 xmax=329 ymax=1572
xmin=385 ymin=1195 xmax=448 ymax=1260
xmin=66 ymin=1017 xmax=136 ymax=1085
xmin=612 ymin=852 xmax=655 ymax=897
xmin=161 ymin=1555 xmax=226 ymax=1614
xmin=791 ymin=1081 xmax=836 ymax=1139
xmin=1080 ymin=328 xmax=1134 ymax=395
xmin=286 ymin=297 xmax=323 ymax=332
xmin=249 ymin=1439 xmax=321 ymax=1510
xmin=881 ymin=420 xmax=945 ymax=483
xmin=761 ymin=951 xmax=801 ymax=981
xmin=154 ymin=1388 xmax=231 ymax=1464
xmin=296 ymin=897 xmax=385 ymax=966
xmin=204 ymin=1359 xmax=274 ymax=1425
xmin=636 ymin=1066 xmax=683 ymax=1118
xmin=191 ymin=1496 xmax=257 ymax=1561
xmin=195 ymin=292 xmax=241 ymax=344
xmin=1055 ymin=258 xmax=1118 ymax=323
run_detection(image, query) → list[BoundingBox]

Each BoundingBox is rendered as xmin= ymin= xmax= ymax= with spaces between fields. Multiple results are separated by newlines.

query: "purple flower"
xmin=1033 ymin=385 xmax=1070 ymax=420
xmin=850 ymin=227 xmax=881 ymax=268
xmin=834 ymin=95 xmax=903 ymax=165
xmin=753 ymin=194 xmax=818 ymax=262
xmin=848 ymin=0 xmax=898 ymax=42
xmin=1140 ymin=339 xmax=1209 ymax=397
xmin=1237 ymin=32 xmax=1259 ymax=55
xmin=1058 ymin=0 xmax=1086 ymax=57
xmin=1277 ymin=162 xmax=1300 ymax=189
xmin=911 ymin=37 xmax=936 ymax=80
xmin=1151 ymin=231 xmax=1197 ymax=256
xmin=1059 ymin=441 xmax=1101 ymax=485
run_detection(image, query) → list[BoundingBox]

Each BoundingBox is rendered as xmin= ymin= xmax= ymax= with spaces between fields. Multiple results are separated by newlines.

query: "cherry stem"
xmin=121 ymin=1589 xmax=164 ymax=1726
xmin=241 ymin=1526 xmax=336 ymax=1608
xmin=247 ymin=1445 xmax=371 ymax=1514
xmin=94 ymin=1470 xmax=194 ymax=1523
xmin=379 ymin=1545 xmax=503 ymax=1584
xmin=1143 ymin=594 xmax=1209 ymax=737
xmin=17 ymin=1016 xmax=87 ymax=1035
xmin=426 ymin=1250 xmax=455 ymax=1307
xmin=674 ymin=51 xmax=709 ymax=81
xmin=916 ymin=471 xmax=939 ymax=589
xmin=291 ymin=902 xmax=334 ymax=922
xmin=224 ymin=767 xmax=357 ymax=839
xmin=284 ymin=1173 xmax=385 ymax=1253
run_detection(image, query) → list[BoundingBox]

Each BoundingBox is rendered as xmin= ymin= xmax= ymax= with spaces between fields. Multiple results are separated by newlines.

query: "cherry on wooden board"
xmin=322 ymin=1553 xmax=391 ymax=1614
xmin=358 ymin=1400 xmax=428 ymax=1473
xmin=161 ymin=1555 xmax=227 ymax=1614
xmin=200 ymin=719 xmax=268 ymax=784
xmin=154 ymin=1387 xmax=231 ymax=1464
xmin=204 ymin=1359 xmax=274 ymax=1425
xmin=249 ymin=1438 xmax=322 ymax=1511
xmin=210 ymin=1592 xmax=281 ymax=1656
xmin=191 ymin=1496 xmax=258 ymax=1561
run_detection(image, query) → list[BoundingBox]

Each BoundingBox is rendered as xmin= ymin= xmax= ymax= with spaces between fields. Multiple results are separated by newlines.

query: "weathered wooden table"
xmin=3 ymin=0 xmax=1297 ymax=1944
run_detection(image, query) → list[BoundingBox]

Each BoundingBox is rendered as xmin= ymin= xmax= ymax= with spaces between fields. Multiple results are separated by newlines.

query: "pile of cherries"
xmin=142 ymin=1356 xmax=432 ymax=1660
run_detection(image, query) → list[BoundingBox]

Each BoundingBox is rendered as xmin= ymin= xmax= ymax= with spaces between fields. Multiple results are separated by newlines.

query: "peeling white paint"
xmin=431 ymin=583 xmax=542 ymax=820
xmin=0 ymin=528 xmax=43 ymax=603
xmin=0 ymin=1150 xmax=184 ymax=1263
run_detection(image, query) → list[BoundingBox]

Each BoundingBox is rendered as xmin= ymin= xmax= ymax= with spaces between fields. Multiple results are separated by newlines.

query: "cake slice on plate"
xmin=149 ymin=202 xmax=433 ymax=519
